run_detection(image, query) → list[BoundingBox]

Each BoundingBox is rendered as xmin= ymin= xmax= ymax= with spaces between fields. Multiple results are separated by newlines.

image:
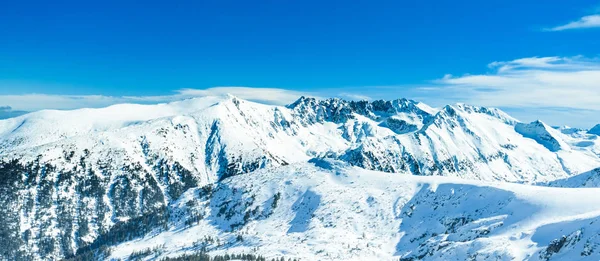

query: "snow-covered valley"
xmin=1 ymin=95 xmax=600 ymax=260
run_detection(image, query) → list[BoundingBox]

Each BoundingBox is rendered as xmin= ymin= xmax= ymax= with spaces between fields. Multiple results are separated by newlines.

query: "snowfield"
xmin=1 ymin=95 xmax=600 ymax=260
xmin=109 ymin=161 xmax=600 ymax=261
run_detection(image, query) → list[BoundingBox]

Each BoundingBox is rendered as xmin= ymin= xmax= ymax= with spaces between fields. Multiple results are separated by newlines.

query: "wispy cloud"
xmin=421 ymin=56 xmax=600 ymax=127
xmin=0 ymin=105 xmax=28 ymax=119
xmin=2 ymin=57 xmax=600 ymax=127
xmin=0 ymin=87 xmax=317 ymax=113
xmin=546 ymin=14 xmax=600 ymax=31
xmin=177 ymin=87 xmax=315 ymax=105
xmin=338 ymin=93 xmax=371 ymax=101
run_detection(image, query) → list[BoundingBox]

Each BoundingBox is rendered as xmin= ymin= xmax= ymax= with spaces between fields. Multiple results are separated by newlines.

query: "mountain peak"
xmin=423 ymin=103 xmax=517 ymax=130
xmin=515 ymin=120 xmax=569 ymax=152
xmin=224 ymin=93 xmax=238 ymax=99
xmin=589 ymin=124 xmax=600 ymax=136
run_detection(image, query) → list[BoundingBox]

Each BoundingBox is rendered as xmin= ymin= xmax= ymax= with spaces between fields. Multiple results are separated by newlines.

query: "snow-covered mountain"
xmin=1 ymin=95 xmax=600 ymax=260
xmin=2 ymin=95 xmax=599 ymax=183
xmin=102 ymin=161 xmax=600 ymax=261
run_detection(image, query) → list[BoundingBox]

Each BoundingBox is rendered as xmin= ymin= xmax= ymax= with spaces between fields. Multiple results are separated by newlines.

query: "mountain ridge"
xmin=1 ymin=95 xmax=600 ymax=260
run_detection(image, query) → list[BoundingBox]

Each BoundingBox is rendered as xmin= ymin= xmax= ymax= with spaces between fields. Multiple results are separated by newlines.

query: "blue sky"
xmin=1 ymin=0 xmax=600 ymax=127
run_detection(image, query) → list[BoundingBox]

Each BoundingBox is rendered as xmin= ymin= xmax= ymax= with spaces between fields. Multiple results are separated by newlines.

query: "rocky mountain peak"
xmin=589 ymin=124 xmax=600 ymax=136
xmin=515 ymin=120 xmax=569 ymax=152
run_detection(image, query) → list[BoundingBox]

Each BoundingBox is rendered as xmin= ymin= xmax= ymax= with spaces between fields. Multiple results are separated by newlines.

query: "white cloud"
xmin=176 ymin=87 xmax=315 ymax=105
xmin=487 ymin=57 xmax=562 ymax=72
xmin=547 ymin=14 xmax=600 ymax=31
xmin=0 ymin=94 xmax=129 ymax=111
xmin=501 ymin=107 xmax=600 ymax=129
xmin=338 ymin=93 xmax=371 ymax=101
xmin=2 ymin=59 xmax=599 ymax=127
xmin=422 ymin=56 xmax=600 ymax=127
xmin=0 ymin=87 xmax=315 ymax=112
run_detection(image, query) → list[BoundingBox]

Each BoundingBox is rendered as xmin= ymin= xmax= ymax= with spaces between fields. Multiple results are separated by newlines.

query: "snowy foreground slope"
xmin=1 ymin=95 xmax=600 ymax=260
xmin=108 ymin=161 xmax=600 ymax=261
xmin=544 ymin=167 xmax=600 ymax=188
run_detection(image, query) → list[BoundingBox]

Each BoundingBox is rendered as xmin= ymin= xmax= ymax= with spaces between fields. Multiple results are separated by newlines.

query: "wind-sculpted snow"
xmin=2 ymin=95 xmax=600 ymax=260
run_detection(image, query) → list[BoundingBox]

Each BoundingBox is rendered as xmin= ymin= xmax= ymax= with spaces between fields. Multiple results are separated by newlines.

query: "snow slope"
xmin=515 ymin=121 xmax=568 ymax=152
xmin=545 ymin=168 xmax=600 ymax=188
xmin=106 ymin=161 xmax=600 ymax=261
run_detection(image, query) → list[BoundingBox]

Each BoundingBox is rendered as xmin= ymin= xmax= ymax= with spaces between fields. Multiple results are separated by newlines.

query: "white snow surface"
xmin=108 ymin=161 xmax=600 ymax=261
xmin=545 ymin=167 xmax=600 ymax=188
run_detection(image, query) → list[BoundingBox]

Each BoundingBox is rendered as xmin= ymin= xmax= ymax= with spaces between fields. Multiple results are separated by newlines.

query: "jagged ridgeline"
xmin=1 ymin=95 xmax=599 ymax=260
